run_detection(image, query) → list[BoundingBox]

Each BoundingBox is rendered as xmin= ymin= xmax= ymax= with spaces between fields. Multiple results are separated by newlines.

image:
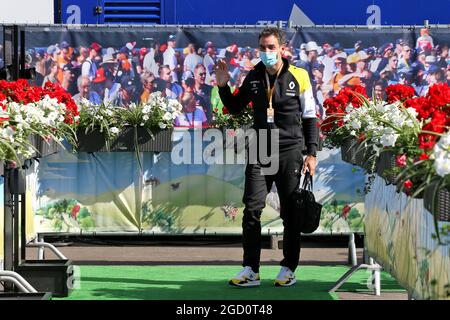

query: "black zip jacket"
xmin=218 ymin=57 xmax=318 ymax=156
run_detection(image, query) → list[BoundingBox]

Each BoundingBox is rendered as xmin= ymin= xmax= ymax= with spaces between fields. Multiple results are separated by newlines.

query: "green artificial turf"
xmin=58 ymin=265 xmax=404 ymax=300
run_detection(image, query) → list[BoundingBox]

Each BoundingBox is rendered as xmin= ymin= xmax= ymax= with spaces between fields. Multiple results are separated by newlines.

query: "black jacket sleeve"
xmin=217 ymin=74 xmax=252 ymax=115
xmin=302 ymin=118 xmax=319 ymax=156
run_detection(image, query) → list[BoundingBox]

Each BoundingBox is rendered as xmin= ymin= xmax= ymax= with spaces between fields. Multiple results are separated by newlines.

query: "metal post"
xmin=348 ymin=233 xmax=357 ymax=266
xmin=36 ymin=234 xmax=45 ymax=260
xmin=3 ymin=167 xmax=14 ymax=291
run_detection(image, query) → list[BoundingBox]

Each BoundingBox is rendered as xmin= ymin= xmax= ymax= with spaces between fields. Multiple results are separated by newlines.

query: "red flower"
xmin=385 ymin=84 xmax=415 ymax=104
xmin=395 ymin=154 xmax=407 ymax=167
xmin=403 ymin=179 xmax=413 ymax=190
xmin=419 ymin=153 xmax=429 ymax=161
xmin=222 ymin=106 xmax=229 ymax=115
xmin=358 ymin=133 xmax=365 ymax=142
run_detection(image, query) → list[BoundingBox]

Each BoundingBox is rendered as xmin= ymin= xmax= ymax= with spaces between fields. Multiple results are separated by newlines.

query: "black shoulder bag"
xmin=292 ymin=171 xmax=322 ymax=234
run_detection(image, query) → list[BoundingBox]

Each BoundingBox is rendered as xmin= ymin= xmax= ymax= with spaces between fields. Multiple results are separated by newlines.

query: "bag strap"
xmin=302 ymin=171 xmax=313 ymax=191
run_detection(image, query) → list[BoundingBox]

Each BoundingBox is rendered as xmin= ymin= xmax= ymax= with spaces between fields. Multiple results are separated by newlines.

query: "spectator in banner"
xmin=103 ymin=73 xmax=121 ymax=105
xmin=140 ymin=71 xmax=155 ymax=103
xmin=251 ymin=48 xmax=261 ymax=66
xmin=319 ymin=43 xmax=335 ymax=85
xmin=174 ymin=89 xmax=208 ymax=128
xmin=416 ymin=28 xmax=434 ymax=52
xmin=155 ymin=65 xmax=183 ymax=99
xmin=312 ymin=64 xmax=327 ymax=106
xmin=398 ymin=71 xmax=414 ymax=86
xmin=100 ymin=50 xmax=119 ymax=80
xmin=369 ymin=46 xmax=383 ymax=73
xmin=33 ymin=49 xmax=47 ymax=87
xmin=224 ymin=44 xmax=242 ymax=84
xmin=241 ymin=47 xmax=254 ymax=71
xmin=73 ymin=75 xmax=102 ymax=105
xmin=143 ymin=41 xmax=160 ymax=76
xmin=329 ymin=57 xmax=348 ymax=94
xmin=380 ymin=55 xmax=400 ymax=84
xmin=184 ymin=43 xmax=204 ymax=74
xmin=116 ymin=76 xmax=137 ymax=107
xmin=333 ymin=42 xmax=347 ymax=60
xmin=298 ymin=43 xmax=308 ymax=62
xmin=91 ymin=67 xmax=108 ymax=99
xmin=0 ymin=45 xmax=3 ymax=69
xmin=163 ymin=34 xmax=179 ymax=83
xmin=296 ymin=41 xmax=319 ymax=77
xmin=79 ymin=46 xmax=89 ymax=62
xmin=398 ymin=44 xmax=413 ymax=74
xmin=191 ymin=64 xmax=213 ymax=123
xmin=339 ymin=51 xmax=369 ymax=87
xmin=394 ymin=39 xmax=405 ymax=57
xmin=181 ymin=70 xmax=195 ymax=92
xmin=424 ymin=55 xmax=437 ymax=72
xmin=61 ymin=63 xmax=76 ymax=95
xmin=46 ymin=44 xmax=60 ymax=64
xmin=203 ymin=41 xmax=216 ymax=78
xmin=447 ymin=67 xmax=450 ymax=85
xmin=435 ymin=45 xmax=449 ymax=70
xmin=82 ymin=42 xmax=102 ymax=81
xmin=42 ymin=60 xmax=59 ymax=88
xmin=56 ymin=41 xmax=72 ymax=83
xmin=346 ymin=41 xmax=364 ymax=63
xmin=376 ymin=43 xmax=395 ymax=74
xmin=373 ymin=80 xmax=387 ymax=101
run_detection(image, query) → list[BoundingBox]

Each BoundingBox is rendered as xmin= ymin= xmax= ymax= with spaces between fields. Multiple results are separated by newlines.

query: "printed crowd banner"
xmin=365 ymin=176 xmax=450 ymax=300
xmin=1 ymin=26 xmax=448 ymax=236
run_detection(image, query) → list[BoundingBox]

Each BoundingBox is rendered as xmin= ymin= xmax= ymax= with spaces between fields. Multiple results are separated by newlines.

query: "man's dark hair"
xmin=258 ymin=27 xmax=286 ymax=46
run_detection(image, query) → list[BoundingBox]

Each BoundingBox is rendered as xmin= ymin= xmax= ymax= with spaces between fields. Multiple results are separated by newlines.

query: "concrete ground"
xmin=23 ymin=236 xmax=408 ymax=300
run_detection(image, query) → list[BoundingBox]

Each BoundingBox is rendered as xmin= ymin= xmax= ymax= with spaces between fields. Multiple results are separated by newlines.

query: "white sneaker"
xmin=274 ymin=266 xmax=296 ymax=287
xmin=229 ymin=266 xmax=261 ymax=287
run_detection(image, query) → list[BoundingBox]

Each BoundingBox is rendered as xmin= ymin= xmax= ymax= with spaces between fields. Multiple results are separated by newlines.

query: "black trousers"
xmin=242 ymin=144 xmax=304 ymax=273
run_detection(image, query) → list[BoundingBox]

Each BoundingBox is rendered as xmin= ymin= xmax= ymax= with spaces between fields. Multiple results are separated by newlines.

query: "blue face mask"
xmin=260 ymin=51 xmax=278 ymax=67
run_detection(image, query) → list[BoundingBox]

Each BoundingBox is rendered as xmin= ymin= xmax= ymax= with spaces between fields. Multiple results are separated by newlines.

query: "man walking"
xmin=216 ymin=27 xmax=318 ymax=287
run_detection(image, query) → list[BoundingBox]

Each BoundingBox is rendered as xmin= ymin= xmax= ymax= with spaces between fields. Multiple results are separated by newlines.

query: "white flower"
xmin=143 ymin=115 xmax=149 ymax=121
xmin=350 ymin=120 xmax=361 ymax=130
xmin=434 ymin=156 xmax=450 ymax=177
xmin=110 ymin=127 xmax=120 ymax=134
xmin=1 ymin=126 xmax=15 ymax=142
xmin=159 ymin=122 xmax=167 ymax=129
xmin=380 ymin=133 xmax=399 ymax=147
xmin=142 ymin=105 xmax=151 ymax=114
xmin=163 ymin=112 xmax=173 ymax=121
xmin=350 ymin=130 xmax=356 ymax=136
xmin=432 ymin=132 xmax=450 ymax=177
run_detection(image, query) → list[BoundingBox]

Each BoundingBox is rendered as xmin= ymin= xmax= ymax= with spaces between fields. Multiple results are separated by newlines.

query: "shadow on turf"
xmin=67 ymin=274 xmax=403 ymax=300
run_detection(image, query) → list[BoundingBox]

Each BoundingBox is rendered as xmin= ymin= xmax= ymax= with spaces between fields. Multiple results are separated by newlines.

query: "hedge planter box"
xmin=424 ymin=183 xmax=450 ymax=222
xmin=341 ymin=137 xmax=357 ymax=164
xmin=354 ymin=145 xmax=377 ymax=173
xmin=77 ymin=127 xmax=173 ymax=153
xmin=27 ymin=135 xmax=61 ymax=158
xmin=376 ymin=151 xmax=397 ymax=184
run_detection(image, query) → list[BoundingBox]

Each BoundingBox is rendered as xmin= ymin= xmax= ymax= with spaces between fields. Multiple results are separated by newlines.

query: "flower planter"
xmin=340 ymin=137 xmax=357 ymax=164
xmin=424 ymin=182 xmax=450 ymax=222
xmin=76 ymin=129 xmax=107 ymax=152
xmin=34 ymin=136 xmax=61 ymax=158
xmin=77 ymin=127 xmax=173 ymax=153
xmin=376 ymin=150 xmax=397 ymax=184
xmin=354 ymin=144 xmax=376 ymax=173
xmin=0 ymin=160 xmax=3 ymax=176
